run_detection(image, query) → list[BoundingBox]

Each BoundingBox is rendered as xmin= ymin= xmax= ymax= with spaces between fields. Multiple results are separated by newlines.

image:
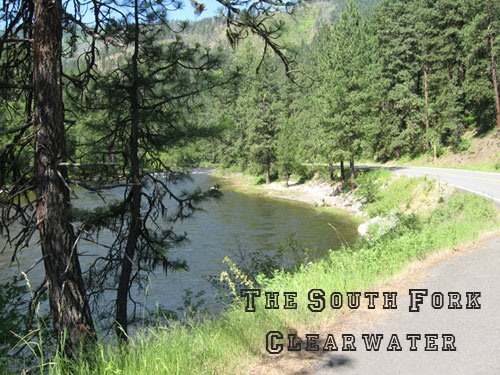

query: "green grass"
xmin=390 ymin=159 xmax=500 ymax=173
xmin=44 ymin=176 xmax=500 ymax=375
xmin=362 ymin=175 xmax=420 ymax=217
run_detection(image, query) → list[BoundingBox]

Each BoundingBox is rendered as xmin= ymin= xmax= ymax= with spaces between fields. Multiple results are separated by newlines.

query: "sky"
xmin=76 ymin=0 xmax=222 ymax=25
xmin=172 ymin=0 xmax=222 ymax=21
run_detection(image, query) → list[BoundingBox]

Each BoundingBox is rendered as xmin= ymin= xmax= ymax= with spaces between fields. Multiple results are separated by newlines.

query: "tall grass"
xmin=48 ymin=177 xmax=498 ymax=375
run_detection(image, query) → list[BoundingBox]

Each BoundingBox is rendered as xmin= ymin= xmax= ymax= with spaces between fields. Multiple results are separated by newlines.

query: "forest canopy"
xmin=0 ymin=0 xmax=499 ymax=367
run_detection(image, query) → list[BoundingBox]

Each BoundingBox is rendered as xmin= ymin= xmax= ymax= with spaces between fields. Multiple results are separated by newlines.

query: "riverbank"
xmin=49 ymin=169 xmax=499 ymax=375
xmin=212 ymin=168 xmax=368 ymax=216
xmin=212 ymin=167 xmax=458 ymax=221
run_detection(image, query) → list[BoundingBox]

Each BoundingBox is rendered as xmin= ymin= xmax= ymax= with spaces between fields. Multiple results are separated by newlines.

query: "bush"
xmin=294 ymin=164 xmax=313 ymax=183
xmin=363 ymin=176 xmax=418 ymax=217
xmin=354 ymin=172 xmax=381 ymax=203
xmin=0 ymin=276 xmax=29 ymax=370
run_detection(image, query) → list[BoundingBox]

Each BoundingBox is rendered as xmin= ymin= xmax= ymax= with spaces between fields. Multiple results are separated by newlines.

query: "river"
xmin=0 ymin=168 xmax=358 ymax=321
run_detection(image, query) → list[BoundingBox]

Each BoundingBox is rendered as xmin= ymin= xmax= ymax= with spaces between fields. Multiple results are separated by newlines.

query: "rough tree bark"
xmin=33 ymin=0 xmax=95 ymax=357
xmin=115 ymin=0 xmax=142 ymax=340
xmin=488 ymin=2 xmax=500 ymax=133
xmin=340 ymin=156 xmax=345 ymax=185
xmin=349 ymin=154 xmax=355 ymax=193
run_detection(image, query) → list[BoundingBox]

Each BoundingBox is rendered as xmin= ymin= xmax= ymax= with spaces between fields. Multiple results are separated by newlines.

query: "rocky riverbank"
xmin=213 ymin=169 xmax=458 ymax=239
xmin=265 ymin=179 xmax=367 ymax=215
xmin=213 ymin=170 xmax=368 ymax=216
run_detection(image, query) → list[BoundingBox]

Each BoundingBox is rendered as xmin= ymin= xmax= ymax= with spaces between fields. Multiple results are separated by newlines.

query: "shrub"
xmin=0 ymin=276 xmax=29 ymax=371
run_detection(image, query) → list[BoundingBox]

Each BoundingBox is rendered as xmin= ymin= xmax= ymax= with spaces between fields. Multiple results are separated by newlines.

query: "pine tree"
xmin=1 ymin=0 xmax=96 ymax=357
xmin=428 ymin=0 xmax=467 ymax=149
xmin=371 ymin=0 xmax=425 ymax=159
xmin=462 ymin=0 xmax=500 ymax=133
xmin=312 ymin=1 xmax=376 ymax=190
xmin=1 ymin=0 xmax=302 ymax=352
xmin=237 ymin=53 xmax=286 ymax=183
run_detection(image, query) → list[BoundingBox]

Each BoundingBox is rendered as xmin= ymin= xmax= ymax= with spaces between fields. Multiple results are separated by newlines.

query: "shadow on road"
xmin=355 ymin=164 xmax=404 ymax=171
xmin=291 ymin=354 xmax=353 ymax=375
xmin=321 ymin=355 xmax=353 ymax=369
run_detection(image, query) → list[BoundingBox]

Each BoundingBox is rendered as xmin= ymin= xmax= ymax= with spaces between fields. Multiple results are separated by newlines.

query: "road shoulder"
xmin=251 ymin=231 xmax=500 ymax=375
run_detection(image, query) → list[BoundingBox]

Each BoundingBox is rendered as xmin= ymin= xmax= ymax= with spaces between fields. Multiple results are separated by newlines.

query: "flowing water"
xmin=0 ymin=169 xmax=359 ymax=319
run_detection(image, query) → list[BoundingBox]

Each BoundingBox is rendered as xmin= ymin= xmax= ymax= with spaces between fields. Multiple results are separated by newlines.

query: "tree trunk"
xmin=349 ymin=155 xmax=355 ymax=193
xmin=265 ymin=159 xmax=270 ymax=184
xmin=424 ymin=66 xmax=430 ymax=149
xmin=33 ymin=0 xmax=95 ymax=357
xmin=492 ymin=56 xmax=500 ymax=134
xmin=115 ymin=0 xmax=142 ymax=340
xmin=340 ymin=156 xmax=345 ymax=185
xmin=488 ymin=4 xmax=500 ymax=133
xmin=328 ymin=162 xmax=334 ymax=181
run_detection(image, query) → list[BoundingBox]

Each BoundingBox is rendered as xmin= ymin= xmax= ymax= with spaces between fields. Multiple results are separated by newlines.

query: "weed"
xmin=45 ymin=178 xmax=500 ymax=375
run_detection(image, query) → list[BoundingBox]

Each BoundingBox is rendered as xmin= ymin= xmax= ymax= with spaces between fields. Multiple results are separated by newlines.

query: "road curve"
xmin=306 ymin=163 xmax=500 ymax=205
xmin=308 ymin=165 xmax=500 ymax=375
xmin=375 ymin=166 xmax=500 ymax=205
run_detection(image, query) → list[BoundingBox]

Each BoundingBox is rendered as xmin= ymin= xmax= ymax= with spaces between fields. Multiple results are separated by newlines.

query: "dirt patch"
xmin=404 ymin=179 xmax=454 ymax=215
xmin=265 ymin=180 xmax=338 ymax=205
xmin=389 ymin=131 xmax=500 ymax=170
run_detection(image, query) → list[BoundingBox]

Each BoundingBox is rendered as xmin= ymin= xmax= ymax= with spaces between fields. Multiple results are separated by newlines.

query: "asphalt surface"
xmin=383 ymin=166 xmax=500 ymax=205
xmin=312 ymin=235 xmax=500 ymax=375
xmin=311 ymin=166 xmax=500 ymax=375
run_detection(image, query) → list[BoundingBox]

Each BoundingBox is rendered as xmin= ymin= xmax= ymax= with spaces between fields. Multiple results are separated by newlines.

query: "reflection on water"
xmin=0 ymin=169 xmax=358 ymax=316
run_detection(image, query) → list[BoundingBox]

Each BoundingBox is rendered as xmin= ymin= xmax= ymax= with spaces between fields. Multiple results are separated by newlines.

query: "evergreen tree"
xmin=71 ymin=1 xmax=223 ymax=338
xmin=428 ymin=0 xmax=467 ymax=149
xmin=462 ymin=0 xmax=500 ymax=133
xmin=237 ymin=54 xmax=286 ymax=183
xmin=312 ymin=1 xmax=376 ymax=190
xmin=1 ymin=0 xmax=302 ymax=352
xmin=276 ymin=118 xmax=300 ymax=186
xmin=371 ymin=0 xmax=425 ymax=159
xmin=0 ymin=0 xmax=97 ymax=357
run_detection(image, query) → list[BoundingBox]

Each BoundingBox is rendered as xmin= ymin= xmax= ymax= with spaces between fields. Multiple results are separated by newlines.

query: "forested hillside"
xmin=81 ymin=0 xmax=375 ymax=70
xmin=1 ymin=0 xmax=499 ymax=370
xmin=159 ymin=0 xmax=500 ymax=181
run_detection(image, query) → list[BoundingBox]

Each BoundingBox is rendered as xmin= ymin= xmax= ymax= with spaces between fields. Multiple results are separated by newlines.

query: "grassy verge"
xmin=49 ymin=173 xmax=498 ymax=375
xmin=386 ymin=157 xmax=500 ymax=172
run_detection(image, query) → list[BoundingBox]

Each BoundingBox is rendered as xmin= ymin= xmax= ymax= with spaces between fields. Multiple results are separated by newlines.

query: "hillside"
xmin=388 ymin=130 xmax=500 ymax=172
xmin=63 ymin=0 xmax=380 ymax=72
xmin=177 ymin=0 xmax=380 ymax=46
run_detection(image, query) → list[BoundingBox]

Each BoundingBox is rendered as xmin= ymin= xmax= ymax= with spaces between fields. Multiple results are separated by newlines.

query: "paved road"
xmin=378 ymin=166 xmax=500 ymax=205
xmin=309 ymin=165 xmax=500 ymax=374
xmin=307 ymin=163 xmax=500 ymax=204
xmin=312 ymin=235 xmax=500 ymax=375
